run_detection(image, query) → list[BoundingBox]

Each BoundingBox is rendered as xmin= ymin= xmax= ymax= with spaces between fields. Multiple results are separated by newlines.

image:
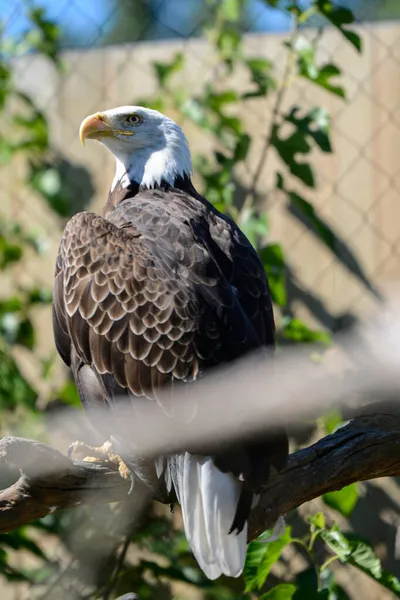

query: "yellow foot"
xmin=67 ymin=440 xmax=130 ymax=481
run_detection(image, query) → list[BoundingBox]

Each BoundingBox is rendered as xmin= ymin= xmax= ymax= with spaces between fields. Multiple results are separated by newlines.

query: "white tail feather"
xmin=155 ymin=456 xmax=165 ymax=479
xmin=169 ymin=453 xmax=247 ymax=580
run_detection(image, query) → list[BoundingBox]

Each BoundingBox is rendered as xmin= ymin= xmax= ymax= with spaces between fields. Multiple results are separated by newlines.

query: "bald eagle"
xmin=53 ymin=106 xmax=288 ymax=580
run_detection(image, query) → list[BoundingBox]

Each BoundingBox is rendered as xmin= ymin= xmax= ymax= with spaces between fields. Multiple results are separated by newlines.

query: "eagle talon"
xmin=67 ymin=440 xmax=113 ymax=462
xmin=117 ymin=458 xmax=131 ymax=480
xmin=67 ymin=440 xmax=98 ymax=461
xmin=67 ymin=440 xmax=131 ymax=487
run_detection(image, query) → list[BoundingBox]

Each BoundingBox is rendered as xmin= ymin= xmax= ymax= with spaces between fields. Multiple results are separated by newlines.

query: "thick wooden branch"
xmin=248 ymin=407 xmax=400 ymax=538
xmin=0 ymin=437 xmax=129 ymax=533
xmin=1 ymin=407 xmax=400 ymax=538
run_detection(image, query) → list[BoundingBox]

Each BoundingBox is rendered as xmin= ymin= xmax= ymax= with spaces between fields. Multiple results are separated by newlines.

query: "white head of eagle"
xmin=79 ymin=105 xmax=192 ymax=191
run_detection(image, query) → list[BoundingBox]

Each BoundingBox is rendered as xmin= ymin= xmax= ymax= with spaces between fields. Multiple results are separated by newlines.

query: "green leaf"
xmin=26 ymin=7 xmax=61 ymax=65
xmin=321 ymin=527 xmax=400 ymax=595
xmin=261 ymin=583 xmax=297 ymax=599
xmin=303 ymin=63 xmax=345 ymax=99
xmin=348 ymin=538 xmax=382 ymax=578
xmin=233 ymin=134 xmax=250 ymax=161
xmin=320 ymin=568 xmax=351 ymax=600
xmin=240 ymin=209 xmax=268 ymax=247
xmin=15 ymin=317 xmax=35 ymax=349
xmin=0 ymin=61 xmax=11 ymax=109
xmin=207 ymin=89 xmax=239 ymax=112
xmin=321 ymin=525 xmax=350 ymax=561
xmin=154 ymin=53 xmax=184 ymax=87
xmin=0 ymin=314 xmax=35 ymax=349
xmin=259 ymin=243 xmax=287 ymax=307
xmin=181 ymin=99 xmax=214 ymax=132
xmin=220 ymin=0 xmax=243 ymax=21
xmin=35 ymin=168 xmax=61 ymax=196
xmin=0 ymin=529 xmax=47 ymax=561
xmin=0 ymin=296 xmax=23 ymax=314
xmin=270 ymin=125 xmax=315 ymax=187
xmin=244 ymin=58 xmax=276 ymax=98
xmin=293 ymin=37 xmax=345 ymax=99
xmin=28 ymin=163 xmax=69 ymax=217
xmin=0 ymin=137 xmax=13 ymax=164
xmin=0 ymin=342 xmax=37 ymax=409
xmin=12 ymin=109 xmax=49 ymax=153
xmin=218 ymin=113 xmax=243 ymax=137
xmin=294 ymin=568 xmax=329 ymax=599
xmin=311 ymin=64 xmax=345 ymax=99
xmin=280 ymin=317 xmax=331 ymax=345
xmin=213 ymin=25 xmax=242 ymax=66
xmin=315 ymin=1 xmax=362 ymax=53
xmin=244 ymin=526 xmax=292 ymax=591
xmin=0 ymin=234 xmax=23 ymax=269
xmin=27 ymin=286 xmax=52 ymax=305
xmin=321 ymin=409 xmax=344 ymax=434
xmin=308 ymin=512 xmax=325 ymax=530
xmin=285 ymin=107 xmax=332 ymax=153
xmin=323 ymin=483 xmax=359 ymax=517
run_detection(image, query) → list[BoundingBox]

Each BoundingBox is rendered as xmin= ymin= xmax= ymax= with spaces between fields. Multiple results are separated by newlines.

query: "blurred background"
xmin=0 ymin=0 xmax=400 ymax=598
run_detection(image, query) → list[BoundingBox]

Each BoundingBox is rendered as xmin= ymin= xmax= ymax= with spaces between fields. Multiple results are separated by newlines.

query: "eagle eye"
xmin=126 ymin=114 xmax=142 ymax=126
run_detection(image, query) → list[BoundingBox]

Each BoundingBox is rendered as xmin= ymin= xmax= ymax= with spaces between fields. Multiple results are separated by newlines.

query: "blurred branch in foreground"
xmin=1 ymin=405 xmax=400 ymax=540
xmin=1 ymin=298 xmax=400 ymax=540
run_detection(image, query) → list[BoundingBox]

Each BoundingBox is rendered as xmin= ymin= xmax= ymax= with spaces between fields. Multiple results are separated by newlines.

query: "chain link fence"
xmin=1 ymin=1 xmax=400 ymax=598
xmin=2 ymin=1 xmax=400 ymax=326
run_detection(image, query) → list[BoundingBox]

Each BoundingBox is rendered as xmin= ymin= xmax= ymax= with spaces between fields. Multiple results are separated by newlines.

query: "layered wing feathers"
xmin=54 ymin=211 xmax=202 ymax=402
xmin=54 ymin=189 xmax=274 ymax=405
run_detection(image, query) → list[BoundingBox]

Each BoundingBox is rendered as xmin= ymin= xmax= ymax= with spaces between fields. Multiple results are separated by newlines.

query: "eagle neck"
xmin=111 ymin=142 xmax=192 ymax=192
xmin=104 ymin=173 xmax=201 ymax=218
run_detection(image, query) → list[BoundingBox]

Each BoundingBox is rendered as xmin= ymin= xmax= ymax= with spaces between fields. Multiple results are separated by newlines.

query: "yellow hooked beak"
xmin=79 ymin=112 xmax=110 ymax=145
xmin=79 ymin=112 xmax=135 ymax=145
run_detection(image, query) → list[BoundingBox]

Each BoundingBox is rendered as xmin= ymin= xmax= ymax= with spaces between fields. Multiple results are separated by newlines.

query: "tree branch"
xmin=0 ymin=437 xmax=129 ymax=533
xmin=248 ymin=405 xmax=400 ymax=538
xmin=1 ymin=406 xmax=400 ymax=539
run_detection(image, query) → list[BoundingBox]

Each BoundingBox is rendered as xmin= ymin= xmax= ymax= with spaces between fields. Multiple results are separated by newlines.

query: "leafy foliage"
xmin=320 ymin=524 xmax=400 ymax=596
xmin=137 ymin=0 xmax=374 ymax=349
xmin=315 ymin=0 xmax=362 ymax=52
xmin=260 ymin=583 xmax=297 ymax=599
xmin=0 ymin=8 xmax=61 ymax=419
xmin=244 ymin=526 xmax=292 ymax=591
xmin=0 ymin=342 xmax=37 ymax=410
xmin=0 ymin=1 xmax=393 ymax=600
xmin=323 ymin=484 xmax=359 ymax=518
xmin=280 ymin=316 xmax=332 ymax=345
